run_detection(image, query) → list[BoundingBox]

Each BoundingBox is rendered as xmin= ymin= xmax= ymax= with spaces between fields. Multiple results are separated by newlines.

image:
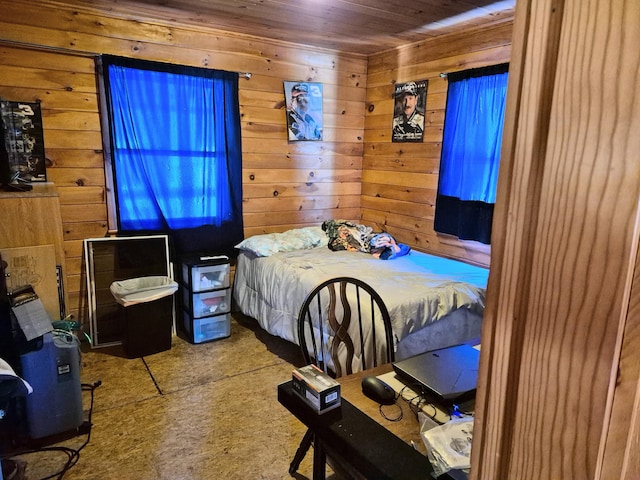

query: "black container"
xmin=121 ymin=294 xmax=174 ymax=358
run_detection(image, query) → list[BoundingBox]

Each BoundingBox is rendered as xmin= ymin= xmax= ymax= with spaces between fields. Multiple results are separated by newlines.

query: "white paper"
xmin=12 ymin=297 xmax=53 ymax=341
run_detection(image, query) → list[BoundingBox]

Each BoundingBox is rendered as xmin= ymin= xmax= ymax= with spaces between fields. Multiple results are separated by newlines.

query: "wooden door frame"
xmin=471 ymin=0 xmax=640 ymax=478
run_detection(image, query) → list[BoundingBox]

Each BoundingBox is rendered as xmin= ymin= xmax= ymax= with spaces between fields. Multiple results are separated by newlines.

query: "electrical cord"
xmin=51 ymin=330 xmax=81 ymax=349
xmin=399 ymin=385 xmax=451 ymax=423
xmin=379 ymin=395 xmax=404 ymax=422
xmin=0 ymin=380 xmax=101 ymax=480
xmin=52 ymin=317 xmax=92 ymax=345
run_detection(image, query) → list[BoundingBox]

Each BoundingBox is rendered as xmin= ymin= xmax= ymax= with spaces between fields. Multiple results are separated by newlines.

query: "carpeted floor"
xmin=5 ymin=313 xmax=340 ymax=480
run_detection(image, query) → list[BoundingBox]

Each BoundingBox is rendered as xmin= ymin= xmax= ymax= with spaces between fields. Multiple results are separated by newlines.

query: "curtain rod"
xmin=0 ymin=38 xmax=253 ymax=78
xmin=0 ymin=38 xmax=96 ymax=57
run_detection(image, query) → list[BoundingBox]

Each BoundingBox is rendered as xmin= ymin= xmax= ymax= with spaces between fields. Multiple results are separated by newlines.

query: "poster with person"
xmin=284 ymin=81 xmax=323 ymax=141
xmin=391 ymin=80 xmax=428 ymax=143
xmin=0 ymin=99 xmax=47 ymax=182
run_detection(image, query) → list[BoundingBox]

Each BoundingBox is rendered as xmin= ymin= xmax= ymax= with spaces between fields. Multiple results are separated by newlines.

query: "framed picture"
xmin=391 ymin=80 xmax=428 ymax=143
xmin=284 ymin=81 xmax=323 ymax=141
xmin=0 ymin=99 xmax=47 ymax=182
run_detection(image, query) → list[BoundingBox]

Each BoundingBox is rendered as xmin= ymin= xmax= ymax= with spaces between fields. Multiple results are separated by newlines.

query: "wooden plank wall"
xmin=0 ymin=0 xmax=367 ymax=322
xmin=363 ymin=22 xmax=513 ymax=267
xmin=0 ymin=0 xmax=513 ymax=326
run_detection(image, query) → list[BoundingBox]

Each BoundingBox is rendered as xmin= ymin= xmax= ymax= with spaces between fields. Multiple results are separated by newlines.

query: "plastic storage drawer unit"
xmin=178 ymin=254 xmax=231 ymax=344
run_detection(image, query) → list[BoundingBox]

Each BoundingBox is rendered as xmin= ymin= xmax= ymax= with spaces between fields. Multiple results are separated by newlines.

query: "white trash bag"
xmin=110 ymin=276 xmax=178 ymax=307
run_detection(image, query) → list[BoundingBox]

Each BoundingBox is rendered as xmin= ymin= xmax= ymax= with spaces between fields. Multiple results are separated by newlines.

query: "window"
xmin=98 ymin=55 xmax=243 ymax=256
xmin=434 ymin=64 xmax=509 ymax=244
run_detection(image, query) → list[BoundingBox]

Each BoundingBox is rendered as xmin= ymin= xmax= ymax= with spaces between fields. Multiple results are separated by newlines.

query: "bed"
xmin=232 ymin=226 xmax=489 ymax=360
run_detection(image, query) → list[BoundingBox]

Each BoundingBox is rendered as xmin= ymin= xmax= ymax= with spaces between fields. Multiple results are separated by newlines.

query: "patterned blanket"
xmin=321 ymin=219 xmax=410 ymax=260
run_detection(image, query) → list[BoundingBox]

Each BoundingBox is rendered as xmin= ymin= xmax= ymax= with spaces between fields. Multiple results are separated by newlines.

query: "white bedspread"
xmin=233 ymin=247 xmax=489 ymax=355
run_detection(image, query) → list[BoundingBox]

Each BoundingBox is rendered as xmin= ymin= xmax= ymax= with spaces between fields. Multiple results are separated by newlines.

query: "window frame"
xmin=434 ymin=63 xmax=509 ymax=245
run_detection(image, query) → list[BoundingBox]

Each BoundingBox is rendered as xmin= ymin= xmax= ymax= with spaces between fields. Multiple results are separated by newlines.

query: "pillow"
xmin=235 ymin=226 xmax=328 ymax=257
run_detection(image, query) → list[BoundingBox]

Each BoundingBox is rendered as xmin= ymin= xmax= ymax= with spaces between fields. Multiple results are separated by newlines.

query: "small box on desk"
xmin=292 ymin=364 xmax=341 ymax=414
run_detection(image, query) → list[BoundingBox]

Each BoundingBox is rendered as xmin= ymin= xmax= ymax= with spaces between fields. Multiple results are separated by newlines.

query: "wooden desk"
xmin=278 ymin=365 xmax=467 ymax=480
xmin=339 ymin=365 xmax=427 ymax=453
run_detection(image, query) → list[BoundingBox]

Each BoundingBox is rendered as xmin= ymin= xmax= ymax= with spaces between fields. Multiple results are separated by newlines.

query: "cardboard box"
xmin=292 ymin=364 xmax=341 ymax=413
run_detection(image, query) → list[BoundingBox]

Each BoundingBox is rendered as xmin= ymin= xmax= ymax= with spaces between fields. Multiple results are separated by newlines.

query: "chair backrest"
xmin=297 ymin=277 xmax=395 ymax=377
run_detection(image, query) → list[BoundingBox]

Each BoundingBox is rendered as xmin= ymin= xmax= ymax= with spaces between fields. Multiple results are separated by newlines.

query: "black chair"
xmin=289 ymin=277 xmax=395 ymax=478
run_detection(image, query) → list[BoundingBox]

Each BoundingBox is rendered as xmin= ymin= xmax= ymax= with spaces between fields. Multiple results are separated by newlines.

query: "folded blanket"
xmin=322 ymin=219 xmax=411 ymax=260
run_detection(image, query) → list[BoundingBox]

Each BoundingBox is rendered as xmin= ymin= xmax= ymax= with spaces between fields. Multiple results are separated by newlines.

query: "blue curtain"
xmin=101 ymin=56 xmax=243 ymax=256
xmin=434 ymin=64 xmax=508 ymax=244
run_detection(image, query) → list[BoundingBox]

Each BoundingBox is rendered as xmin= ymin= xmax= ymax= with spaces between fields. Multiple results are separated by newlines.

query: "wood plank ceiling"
xmin=52 ymin=0 xmax=516 ymax=55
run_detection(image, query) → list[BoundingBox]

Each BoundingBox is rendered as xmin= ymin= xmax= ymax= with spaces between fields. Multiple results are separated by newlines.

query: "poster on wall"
xmin=391 ymin=80 xmax=428 ymax=143
xmin=0 ymin=99 xmax=47 ymax=182
xmin=284 ymin=81 xmax=323 ymax=141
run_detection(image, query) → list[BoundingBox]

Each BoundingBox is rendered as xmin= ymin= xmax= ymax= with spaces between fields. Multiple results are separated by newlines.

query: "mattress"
xmin=233 ymin=247 xmax=489 ymax=359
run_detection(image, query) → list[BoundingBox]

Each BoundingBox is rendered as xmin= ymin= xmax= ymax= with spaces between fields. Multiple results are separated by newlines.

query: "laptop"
xmin=392 ymin=344 xmax=480 ymax=405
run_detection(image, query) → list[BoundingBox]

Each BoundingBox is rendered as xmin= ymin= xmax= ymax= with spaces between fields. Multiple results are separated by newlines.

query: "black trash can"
xmin=110 ymin=276 xmax=178 ymax=358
